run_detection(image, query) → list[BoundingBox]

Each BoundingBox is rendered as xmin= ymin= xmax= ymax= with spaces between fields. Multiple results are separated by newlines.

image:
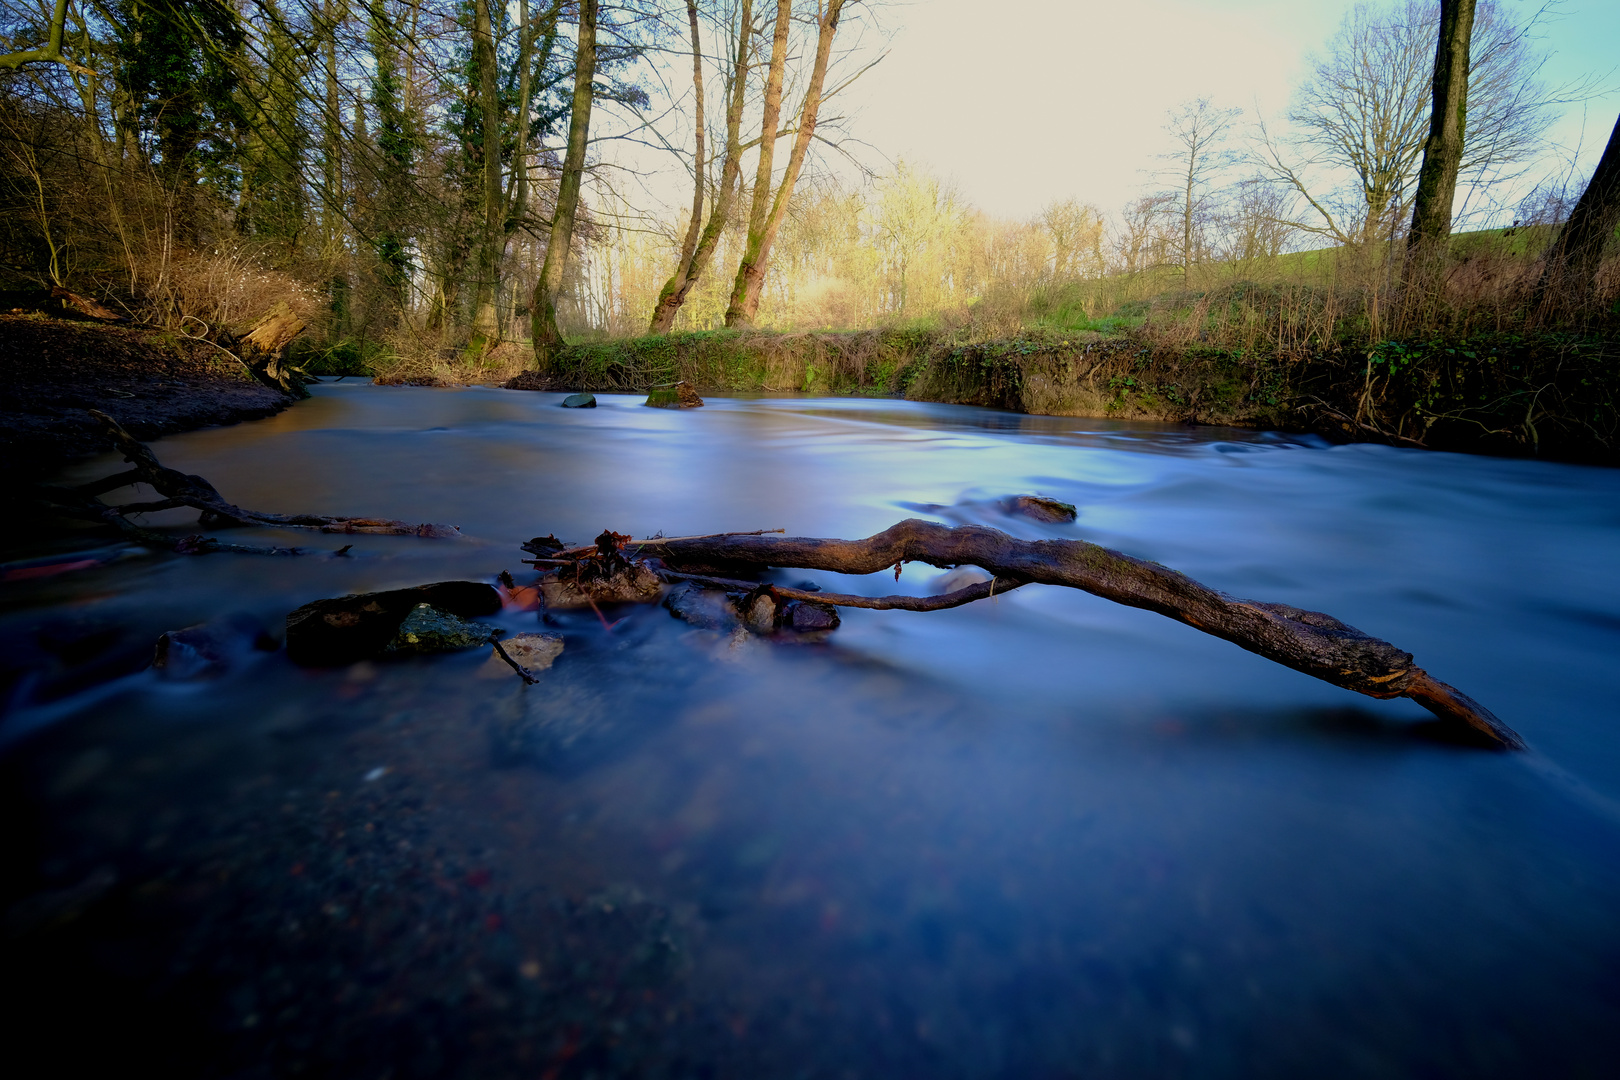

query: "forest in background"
xmin=2 ymin=0 xmax=1618 ymax=458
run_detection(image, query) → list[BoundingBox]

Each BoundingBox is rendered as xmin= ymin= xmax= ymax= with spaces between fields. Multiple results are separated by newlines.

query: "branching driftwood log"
xmin=30 ymin=411 xmax=459 ymax=551
xmin=633 ymin=519 xmax=1524 ymax=750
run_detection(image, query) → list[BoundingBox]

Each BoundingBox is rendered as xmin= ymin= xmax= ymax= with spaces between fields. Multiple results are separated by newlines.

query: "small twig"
xmin=177 ymin=316 xmax=254 ymax=375
xmin=586 ymin=598 xmax=623 ymax=632
xmin=489 ymin=635 xmax=539 ymax=684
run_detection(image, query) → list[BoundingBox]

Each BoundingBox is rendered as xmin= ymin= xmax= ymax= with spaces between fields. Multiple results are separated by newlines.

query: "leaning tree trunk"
xmin=531 ymin=0 xmax=598 ymax=372
xmin=648 ymin=0 xmax=753 ymax=333
xmin=648 ymin=0 xmax=710 ymax=333
xmin=1404 ymin=0 xmax=1477 ymax=290
xmin=1535 ymin=110 xmax=1620 ymax=318
xmin=726 ymin=0 xmax=844 ymax=327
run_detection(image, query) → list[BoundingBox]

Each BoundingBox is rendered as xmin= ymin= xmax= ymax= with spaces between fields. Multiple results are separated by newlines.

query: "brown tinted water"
xmin=3 ymin=385 xmax=1620 ymax=1078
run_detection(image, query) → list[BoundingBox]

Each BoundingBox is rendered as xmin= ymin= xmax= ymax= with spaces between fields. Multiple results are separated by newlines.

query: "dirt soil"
xmin=0 ymin=314 xmax=294 ymax=479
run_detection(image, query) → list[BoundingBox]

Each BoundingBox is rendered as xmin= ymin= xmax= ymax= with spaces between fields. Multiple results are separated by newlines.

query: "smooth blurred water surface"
xmin=3 ymin=385 xmax=1619 ymax=1078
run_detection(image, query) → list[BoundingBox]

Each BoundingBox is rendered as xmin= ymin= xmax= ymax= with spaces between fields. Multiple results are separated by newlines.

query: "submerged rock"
xmin=153 ymin=613 xmax=279 ymax=680
xmin=665 ymin=581 xmax=839 ymax=639
xmin=663 ymin=582 xmax=740 ymax=631
xmin=286 ymin=580 xmax=502 ymax=665
xmin=645 ymin=382 xmax=704 ymax=408
xmin=738 ymin=590 xmax=777 ymax=634
xmin=1005 ymin=495 xmax=1078 ymax=523
xmin=386 ymin=604 xmax=499 ymax=654
xmin=561 ymin=393 xmax=597 ymax=408
xmin=497 ymin=632 xmax=564 ymax=671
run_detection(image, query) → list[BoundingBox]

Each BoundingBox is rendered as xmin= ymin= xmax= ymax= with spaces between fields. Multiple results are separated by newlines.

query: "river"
xmin=3 ymin=385 xmax=1619 ymax=1078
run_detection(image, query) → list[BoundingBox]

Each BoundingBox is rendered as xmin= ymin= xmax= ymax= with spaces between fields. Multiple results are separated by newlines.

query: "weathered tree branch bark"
xmin=641 ymin=519 xmax=1524 ymax=749
xmin=43 ymin=411 xmax=462 ymax=540
xmin=658 ymin=568 xmax=1026 ymax=611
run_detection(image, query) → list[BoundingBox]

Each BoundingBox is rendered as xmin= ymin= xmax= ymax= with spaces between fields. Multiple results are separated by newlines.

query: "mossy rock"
xmin=386 ymin=603 xmax=500 ymax=654
xmin=645 ymin=382 xmax=704 ymax=408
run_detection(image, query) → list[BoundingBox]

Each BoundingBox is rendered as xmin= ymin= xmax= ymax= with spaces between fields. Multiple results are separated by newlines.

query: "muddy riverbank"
xmin=0 ymin=314 xmax=295 ymax=479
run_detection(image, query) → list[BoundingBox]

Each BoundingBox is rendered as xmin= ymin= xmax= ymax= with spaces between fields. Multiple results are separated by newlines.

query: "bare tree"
xmin=1255 ymin=0 xmax=1557 ymax=249
xmin=648 ymin=0 xmax=754 ymax=333
xmin=1038 ymin=198 xmax=1105 ymax=281
xmin=1212 ymin=181 xmax=1297 ymax=276
xmin=1157 ymin=97 xmax=1241 ymax=280
xmin=1112 ymin=193 xmax=1177 ymax=275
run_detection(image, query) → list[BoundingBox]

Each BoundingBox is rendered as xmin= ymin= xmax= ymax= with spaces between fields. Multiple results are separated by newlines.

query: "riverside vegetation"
xmin=2 ymin=0 xmax=1617 ymax=463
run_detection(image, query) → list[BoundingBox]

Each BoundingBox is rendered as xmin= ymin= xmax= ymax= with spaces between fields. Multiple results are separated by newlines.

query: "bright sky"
xmin=835 ymin=0 xmax=1620 ymax=220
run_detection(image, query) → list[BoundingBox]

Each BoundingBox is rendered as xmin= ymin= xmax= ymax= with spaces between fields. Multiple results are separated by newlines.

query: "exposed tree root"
xmin=30 ymin=410 xmax=460 ymax=546
xmin=642 ymin=519 xmax=1525 ymax=750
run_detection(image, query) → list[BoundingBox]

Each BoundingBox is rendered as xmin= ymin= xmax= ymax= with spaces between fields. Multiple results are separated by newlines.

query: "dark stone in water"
xmin=783 ymin=599 xmax=840 ymax=632
xmin=153 ymin=613 xmax=278 ymax=680
xmin=664 ymin=582 xmax=739 ymax=631
xmin=562 ymin=393 xmax=596 ymax=408
xmin=286 ymin=581 xmax=501 ymax=665
xmin=1005 ymin=494 xmax=1078 ymax=523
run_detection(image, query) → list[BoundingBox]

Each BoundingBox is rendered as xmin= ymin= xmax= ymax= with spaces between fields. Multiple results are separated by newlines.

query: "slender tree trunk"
xmin=649 ymin=0 xmax=753 ymax=333
xmin=472 ymin=0 xmax=503 ymax=338
xmin=531 ymin=0 xmax=598 ymax=371
xmin=722 ymin=0 xmax=791 ymax=327
xmin=510 ymin=0 xmax=534 ymax=237
xmin=1182 ymin=149 xmax=1195 ymax=280
xmin=1405 ymin=0 xmax=1476 ymax=267
xmin=648 ymin=0 xmax=709 ymax=333
xmin=1535 ymin=111 xmax=1620 ymax=315
xmin=323 ymin=0 xmax=348 ymax=334
xmin=726 ymin=0 xmax=844 ymax=327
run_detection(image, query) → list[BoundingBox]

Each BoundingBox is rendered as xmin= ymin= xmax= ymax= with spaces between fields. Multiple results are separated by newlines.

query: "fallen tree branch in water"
xmin=36 ymin=410 xmax=460 ymax=542
xmin=28 ymin=482 xmax=309 ymax=555
xmin=658 ymin=568 xmax=1027 ymax=611
xmin=647 ymin=519 xmax=1525 ymax=750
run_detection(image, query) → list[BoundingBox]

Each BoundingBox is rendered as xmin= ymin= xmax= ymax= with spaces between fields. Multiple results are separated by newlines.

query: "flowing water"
xmin=3 ymin=386 xmax=1620 ymax=1078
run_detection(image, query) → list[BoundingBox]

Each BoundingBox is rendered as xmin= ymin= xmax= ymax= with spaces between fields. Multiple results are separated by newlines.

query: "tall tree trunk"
xmin=1405 ymin=0 xmax=1476 ymax=268
xmin=323 ymin=0 xmax=348 ymax=334
xmin=471 ymin=0 xmax=503 ymax=338
xmin=726 ymin=0 xmax=844 ymax=327
xmin=530 ymin=0 xmax=598 ymax=371
xmin=722 ymin=0 xmax=791 ymax=328
xmin=647 ymin=0 xmax=709 ymax=333
xmin=648 ymin=0 xmax=753 ymax=333
xmin=510 ymin=0 xmax=535 ymax=233
xmin=1535 ymin=111 xmax=1620 ymax=316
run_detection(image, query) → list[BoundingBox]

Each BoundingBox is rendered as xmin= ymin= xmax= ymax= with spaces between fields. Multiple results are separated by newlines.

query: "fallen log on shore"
xmin=29 ymin=411 xmax=461 ymax=548
xmin=630 ymin=520 xmax=1524 ymax=750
